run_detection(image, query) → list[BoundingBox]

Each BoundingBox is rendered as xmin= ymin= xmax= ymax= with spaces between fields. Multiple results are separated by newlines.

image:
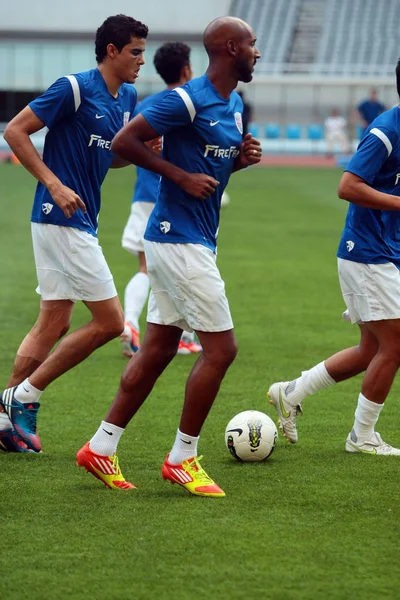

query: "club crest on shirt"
xmin=123 ymin=111 xmax=130 ymax=126
xmin=42 ymin=203 xmax=53 ymax=215
xmin=160 ymin=221 xmax=171 ymax=234
xmin=234 ymin=112 xmax=243 ymax=134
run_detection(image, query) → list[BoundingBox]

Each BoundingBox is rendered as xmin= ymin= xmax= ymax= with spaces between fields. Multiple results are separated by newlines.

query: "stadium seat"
xmin=285 ymin=124 xmax=302 ymax=139
xmin=248 ymin=123 xmax=259 ymax=137
xmin=264 ymin=123 xmax=281 ymax=139
xmin=307 ymin=124 xmax=324 ymax=140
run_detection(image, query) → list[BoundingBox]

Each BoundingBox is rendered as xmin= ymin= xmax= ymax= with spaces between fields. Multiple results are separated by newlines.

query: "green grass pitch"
xmin=1 ymin=163 xmax=399 ymax=600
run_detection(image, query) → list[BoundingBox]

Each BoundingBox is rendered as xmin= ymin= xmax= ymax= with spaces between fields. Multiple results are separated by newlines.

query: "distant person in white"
xmin=324 ymin=108 xmax=350 ymax=156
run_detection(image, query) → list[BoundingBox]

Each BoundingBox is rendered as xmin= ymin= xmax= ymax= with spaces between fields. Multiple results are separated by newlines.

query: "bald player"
xmin=76 ymin=17 xmax=261 ymax=497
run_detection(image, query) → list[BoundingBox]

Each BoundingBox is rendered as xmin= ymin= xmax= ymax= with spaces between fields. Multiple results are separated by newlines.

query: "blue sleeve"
xmin=29 ymin=77 xmax=79 ymax=129
xmin=133 ymin=98 xmax=142 ymax=118
xmin=141 ymin=89 xmax=194 ymax=135
xmin=345 ymin=127 xmax=397 ymax=184
xmin=130 ymin=88 xmax=138 ymax=119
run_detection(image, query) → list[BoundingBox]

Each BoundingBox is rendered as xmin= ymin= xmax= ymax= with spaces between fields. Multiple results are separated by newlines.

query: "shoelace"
xmin=184 ymin=456 xmax=213 ymax=484
xmin=376 ymin=440 xmax=394 ymax=453
xmin=294 ymin=404 xmax=303 ymax=417
xmin=109 ymin=454 xmax=121 ymax=476
xmin=17 ymin=403 xmax=39 ymax=433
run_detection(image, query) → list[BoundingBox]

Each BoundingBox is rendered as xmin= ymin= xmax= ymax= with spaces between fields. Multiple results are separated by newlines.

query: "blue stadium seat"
xmin=285 ymin=124 xmax=302 ymax=139
xmin=264 ymin=123 xmax=281 ymax=139
xmin=307 ymin=124 xmax=324 ymax=140
xmin=248 ymin=123 xmax=259 ymax=137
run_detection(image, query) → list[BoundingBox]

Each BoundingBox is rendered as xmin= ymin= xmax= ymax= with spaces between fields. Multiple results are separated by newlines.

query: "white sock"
xmin=169 ymin=429 xmax=199 ymax=464
xmin=285 ymin=361 xmax=336 ymax=406
xmin=301 ymin=361 xmax=336 ymax=395
xmin=353 ymin=393 xmax=383 ymax=440
xmin=0 ymin=411 xmax=11 ymax=431
xmin=14 ymin=378 xmax=42 ymax=404
xmin=124 ymin=272 xmax=150 ymax=331
xmin=181 ymin=330 xmax=195 ymax=343
xmin=89 ymin=420 xmax=125 ymax=456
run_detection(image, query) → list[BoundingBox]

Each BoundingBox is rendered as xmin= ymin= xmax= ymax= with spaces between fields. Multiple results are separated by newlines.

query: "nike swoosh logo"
xmin=23 ymin=386 xmax=29 ymax=393
xmin=279 ymin=389 xmax=291 ymax=419
xmin=102 ymin=429 xmax=113 ymax=435
xmin=210 ymin=120 xmax=219 ymax=126
xmin=348 ymin=441 xmax=377 ymax=454
xmin=95 ymin=114 xmax=105 ymax=119
xmin=180 ymin=439 xmax=192 ymax=444
xmin=227 ymin=428 xmax=243 ymax=435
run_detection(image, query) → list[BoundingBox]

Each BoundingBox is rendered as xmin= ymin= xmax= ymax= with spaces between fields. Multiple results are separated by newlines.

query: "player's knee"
xmin=205 ymin=339 xmax=238 ymax=370
xmin=99 ymin=314 xmax=125 ymax=341
xmin=147 ymin=342 xmax=178 ymax=369
xmin=33 ymin=317 xmax=71 ymax=343
xmin=58 ymin=322 xmax=71 ymax=339
xmin=50 ymin=319 xmax=71 ymax=342
xmin=223 ymin=339 xmax=238 ymax=366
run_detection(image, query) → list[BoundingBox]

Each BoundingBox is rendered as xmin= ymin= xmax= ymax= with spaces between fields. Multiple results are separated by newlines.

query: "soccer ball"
xmin=221 ymin=191 xmax=230 ymax=207
xmin=225 ymin=410 xmax=278 ymax=462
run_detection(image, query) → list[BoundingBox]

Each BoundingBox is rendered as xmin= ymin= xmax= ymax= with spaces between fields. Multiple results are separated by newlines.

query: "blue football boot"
xmin=0 ymin=386 xmax=41 ymax=452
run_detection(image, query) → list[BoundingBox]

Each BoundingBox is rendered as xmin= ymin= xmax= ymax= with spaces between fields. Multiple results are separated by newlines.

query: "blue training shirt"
xmin=30 ymin=68 xmax=137 ymax=236
xmin=337 ymin=106 xmax=400 ymax=268
xmin=142 ymin=74 xmax=244 ymax=252
xmin=132 ymin=89 xmax=170 ymax=204
xmin=357 ymin=99 xmax=385 ymax=127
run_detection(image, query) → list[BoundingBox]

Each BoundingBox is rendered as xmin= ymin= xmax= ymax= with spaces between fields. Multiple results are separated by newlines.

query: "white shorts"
xmin=122 ymin=201 xmax=154 ymax=256
xmin=144 ymin=241 xmax=234 ymax=333
xmin=338 ymin=258 xmax=400 ymax=323
xmin=31 ymin=223 xmax=117 ymax=302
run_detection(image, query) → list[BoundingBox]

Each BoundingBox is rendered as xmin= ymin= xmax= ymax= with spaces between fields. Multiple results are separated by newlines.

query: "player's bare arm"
xmin=109 ymin=156 xmax=132 ymax=169
xmin=232 ymin=133 xmax=262 ymax=172
xmin=338 ymin=171 xmax=400 ymax=210
xmin=4 ymin=106 xmax=86 ymax=218
xmin=110 ymin=136 xmax=162 ymax=168
xmin=111 ymin=114 xmax=219 ymax=199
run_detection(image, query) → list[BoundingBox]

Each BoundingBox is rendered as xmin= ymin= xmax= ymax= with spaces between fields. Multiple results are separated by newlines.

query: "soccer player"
xmin=120 ymin=41 xmax=201 ymax=357
xmin=76 ymin=16 xmax=262 ymax=495
xmin=0 ymin=15 xmax=148 ymax=453
xmin=324 ymin=108 xmax=350 ymax=156
xmin=269 ymin=63 xmax=400 ymax=455
xmin=357 ymin=88 xmax=386 ymax=133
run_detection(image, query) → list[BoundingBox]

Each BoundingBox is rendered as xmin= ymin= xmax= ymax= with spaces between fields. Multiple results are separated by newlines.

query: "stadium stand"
xmin=314 ymin=0 xmax=400 ymax=76
xmin=231 ymin=0 xmax=400 ymax=77
xmin=231 ymin=0 xmax=301 ymax=74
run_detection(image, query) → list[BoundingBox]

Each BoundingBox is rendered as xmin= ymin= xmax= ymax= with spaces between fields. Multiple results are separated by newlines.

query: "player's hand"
xmin=48 ymin=182 xmax=86 ymax=218
xmin=145 ymin=136 xmax=162 ymax=156
xmin=238 ymin=133 xmax=262 ymax=167
xmin=179 ymin=173 xmax=219 ymax=199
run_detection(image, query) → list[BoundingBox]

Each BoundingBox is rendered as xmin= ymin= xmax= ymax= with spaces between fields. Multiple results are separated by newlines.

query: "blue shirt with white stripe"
xmin=337 ymin=107 xmax=400 ymax=268
xmin=142 ymin=74 xmax=243 ymax=252
xmin=29 ymin=68 xmax=137 ymax=236
xmin=132 ymin=89 xmax=170 ymax=204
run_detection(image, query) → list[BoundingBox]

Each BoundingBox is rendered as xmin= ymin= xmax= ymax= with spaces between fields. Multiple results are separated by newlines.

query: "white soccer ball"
xmin=221 ymin=191 xmax=230 ymax=207
xmin=225 ymin=410 xmax=278 ymax=462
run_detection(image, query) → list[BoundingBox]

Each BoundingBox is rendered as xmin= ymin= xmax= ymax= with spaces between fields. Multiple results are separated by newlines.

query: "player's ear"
xmin=182 ymin=65 xmax=192 ymax=83
xmin=227 ymin=40 xmax=237 ymax=56
xmin=106 ymin=43 xmax=119 ymax=59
